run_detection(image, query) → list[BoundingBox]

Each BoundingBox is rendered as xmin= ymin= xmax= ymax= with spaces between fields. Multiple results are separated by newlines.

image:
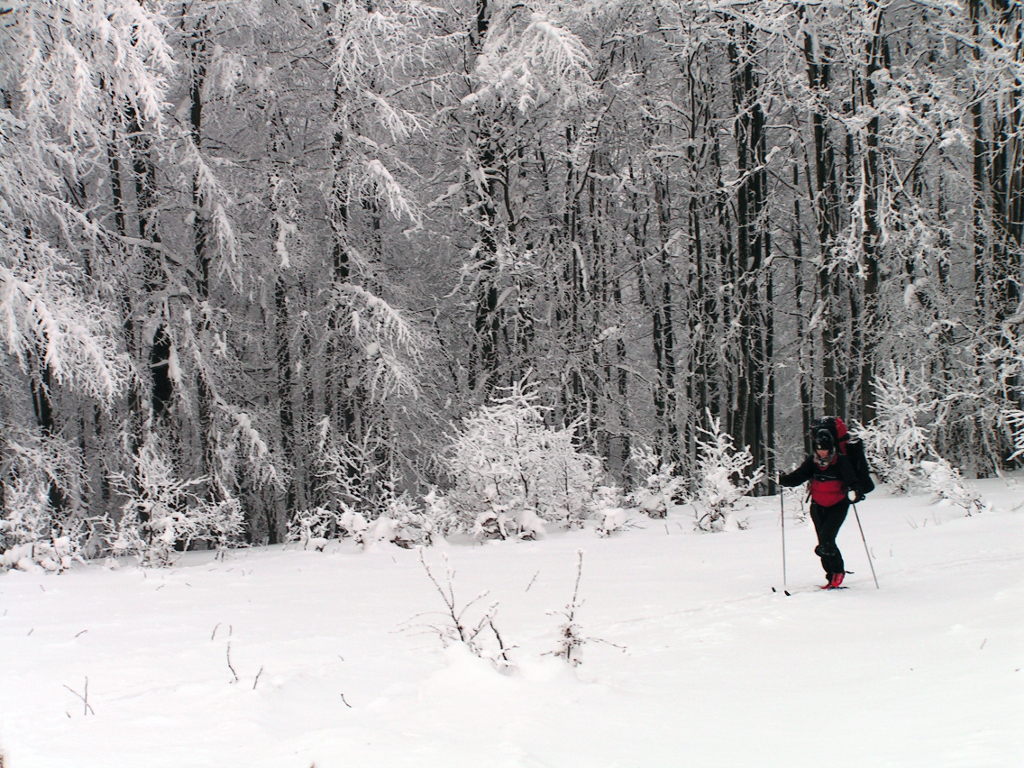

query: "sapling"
xmin=1003 ymin=409 xmax=1024 ymax=464
xmin=110 ymin=442 xmax=245 ymax=567
xmin=548 ymin=550 xmax=587 ymax=666
xmin=411 ymin=549 xmax=511 ymax=667
xmin=592 ymin=485 xmax=639 ymax=537
xmin=286 ymin=506 xmax=338 ymax=550
xmin=693 ymin=413 xmax=764 ymax=531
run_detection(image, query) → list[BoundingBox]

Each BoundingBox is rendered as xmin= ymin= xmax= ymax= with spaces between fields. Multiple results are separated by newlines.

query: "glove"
xmin=848 ymin=489 xmax=865 ymax=503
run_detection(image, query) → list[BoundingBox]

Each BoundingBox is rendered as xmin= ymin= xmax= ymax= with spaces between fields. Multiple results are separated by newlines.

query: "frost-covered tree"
xmin=854 ymin=364 xmax=936 ymax=494
xmin=0 ymin=0 xmax=171 ymax=554
xmin=693 ymin=413 xmax=764 ymax=532
xmin=443 ymin=383 xmax=604 ymax=539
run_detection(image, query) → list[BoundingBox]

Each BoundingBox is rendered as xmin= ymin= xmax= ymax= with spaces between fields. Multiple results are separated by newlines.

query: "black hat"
xmin=813 ymin=428 xmax=834 ymax=452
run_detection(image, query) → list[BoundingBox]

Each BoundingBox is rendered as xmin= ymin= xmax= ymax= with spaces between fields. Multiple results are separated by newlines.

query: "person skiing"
xmin=779 ymin=420 xmax=865 ymax=589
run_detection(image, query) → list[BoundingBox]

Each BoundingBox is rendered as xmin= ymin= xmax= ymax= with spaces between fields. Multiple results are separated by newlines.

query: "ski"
xmin=772 ymin=585 xmax=848 ymax=596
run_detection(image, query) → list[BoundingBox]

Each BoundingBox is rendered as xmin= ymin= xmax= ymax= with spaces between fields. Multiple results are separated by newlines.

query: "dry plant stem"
xmin=567 ymin=550 xmax=584 ymax=621
xmin=419 ymin=549 xmax=465 ymax=642
xmin=488 ymin=618 xmax=510 ymax=663
xmin=63 ymin=677 xmax=95 ymax=715
xmin=226 ymin=641 xmax=239 ymax=682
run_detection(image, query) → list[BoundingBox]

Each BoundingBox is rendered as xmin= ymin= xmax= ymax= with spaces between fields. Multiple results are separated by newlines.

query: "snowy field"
xmin=1 ymin=479 xmax=1022 ymax=768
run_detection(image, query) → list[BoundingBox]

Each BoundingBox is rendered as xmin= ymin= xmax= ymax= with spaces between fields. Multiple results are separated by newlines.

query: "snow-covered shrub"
xmin=0 ymin=540 xmax=70 ymax=572
xmin=311 ymin=425 xmax=376 ymax=518
xmin=286 ymin=505 xmax=338 ymax=550
xmin=416 ymin=487 xmax=453 ymax=544
xmin=347 ymin=495 xmax=427 ymax=550
xmin=443 ymin=384 xmax=604 ymax=539
xmin=111 ymin=444 xmax=245 ymax=567
xmin=290 ymin=492 xmax=443 ymax=551
xmin=855 ymin=363 xmax=935 ymax=493
xmin=0 ymin=479 xmax=52 ymax=557
xmin=920 ymin=458 xmax=988 ymax=516
xmin=693 ymin=413 xmax=764 ymax=532
xmin=627 ymin=445 xmax=686 ymax=519
xmin=379 ymin=492 xmax=446 ymax=548
xmin=0 ymin=434 xmax=94 ymax=571
xmin=591 ymin=485 xmax=636 ymax=537
xmin=337 ymin=507 xmax=369 ymax=544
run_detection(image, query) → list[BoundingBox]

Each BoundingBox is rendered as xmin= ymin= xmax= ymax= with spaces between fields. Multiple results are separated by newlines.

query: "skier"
xmin=779 ymin=421 xmax=866 ymax=589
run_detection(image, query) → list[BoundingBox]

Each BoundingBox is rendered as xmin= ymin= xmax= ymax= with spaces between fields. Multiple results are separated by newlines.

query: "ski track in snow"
xmin=1 ymin=479 xmax=1022 ymax=768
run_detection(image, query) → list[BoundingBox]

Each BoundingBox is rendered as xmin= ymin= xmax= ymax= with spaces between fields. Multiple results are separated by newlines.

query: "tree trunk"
xmin=854 ymin=4 xmax=885 ymax=425
xmin=728 ymin=21 xmax=768 ymax=477
xmin=801 ymin=15 xmax=845 ymax=417
xmin=189 ymin=21 xmax=216 ymax=494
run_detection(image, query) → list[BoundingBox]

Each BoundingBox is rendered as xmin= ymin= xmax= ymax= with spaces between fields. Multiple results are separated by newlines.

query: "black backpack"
xmin=843 ymin=436 xmax=875 ymax=495
xmin=811 ymin=416 xmax=875 ymax=495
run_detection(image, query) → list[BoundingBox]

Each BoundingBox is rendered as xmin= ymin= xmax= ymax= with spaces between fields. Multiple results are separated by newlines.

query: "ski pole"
xmin=851 ymin=502 xmax=880 ymax=589
xmin=780 ymin=485 xmax=787 ymax=587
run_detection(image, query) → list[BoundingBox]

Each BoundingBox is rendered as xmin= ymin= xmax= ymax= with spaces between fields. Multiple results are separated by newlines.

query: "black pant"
xmin=810 ymin=500 xmax=849 ymax=575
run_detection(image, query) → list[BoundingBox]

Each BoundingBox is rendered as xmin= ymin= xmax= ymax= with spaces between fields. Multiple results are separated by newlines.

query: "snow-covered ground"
xmin=2 ymin=479 xmax=1022 ymax=768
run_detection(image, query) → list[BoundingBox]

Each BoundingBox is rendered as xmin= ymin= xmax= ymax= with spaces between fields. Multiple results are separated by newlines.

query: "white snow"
xmin=1 ymin=479 xmax=1022 ymax=767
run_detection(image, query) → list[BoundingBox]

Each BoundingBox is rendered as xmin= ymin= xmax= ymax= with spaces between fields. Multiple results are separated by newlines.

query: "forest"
xmin=0 ymin=0 xmax=1020 ymax=563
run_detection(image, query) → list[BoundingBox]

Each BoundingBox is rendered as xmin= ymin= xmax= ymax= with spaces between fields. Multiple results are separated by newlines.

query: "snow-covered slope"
xmin=1 ymin=479 xmax=1021 ymax=768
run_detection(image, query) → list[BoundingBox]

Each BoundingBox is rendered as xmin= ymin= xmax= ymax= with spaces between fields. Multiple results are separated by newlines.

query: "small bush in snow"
xmin=547 ymin=550 xmax=587 ymax=666
xmin=693 ymin=413 xmax=763 ymax=532
xmin=286 ymin=505 xmax=338 ymax=550
xmin=920 ymin=458 xmax=988 ymax=516
xmin=344 ymin=494 xmax=434 ymax=550
xmin=0 ymin=432 xmax=96 ymax=572
xmin=545 ymin=550 xmax=619 ymax=665
xmin=590 ymin=485 xmax=637 ymax=537
xmin=627 ymin=445 xmax=686 ymax=519
xmin=289 ymin=491 xmax=442 ymax=551
xmin=855 ymin=363 xmax=935 ymax=493
xmin=110 ymin=443 xmax=245 ymax=567
xmin=412 ymin=549 xmax=511 ymax=668
xmin=0 ymin=481 xmax=84 ymax=572
xmin=443 ymin=384 xmax=604 ymax=539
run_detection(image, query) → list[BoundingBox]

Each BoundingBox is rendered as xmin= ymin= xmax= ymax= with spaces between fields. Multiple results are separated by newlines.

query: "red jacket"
xmin=780 ymin=452 xmax=859 ymax=508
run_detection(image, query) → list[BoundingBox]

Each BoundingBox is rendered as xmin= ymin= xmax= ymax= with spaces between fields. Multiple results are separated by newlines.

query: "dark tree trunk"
xmin=854 ymin=5 xmax=885 ymax=425
xmin=30 ymin=360 xmax=66 ymax=514
xmin=801 ymin=17 xmax=845 ymax=417
xmin=467 ymin=0 xmax=503 ymax=398
xmin=728 ymin=21 xmax=769 ymax=478
xmin=792 ymin=164 xmax=814 ymax=454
